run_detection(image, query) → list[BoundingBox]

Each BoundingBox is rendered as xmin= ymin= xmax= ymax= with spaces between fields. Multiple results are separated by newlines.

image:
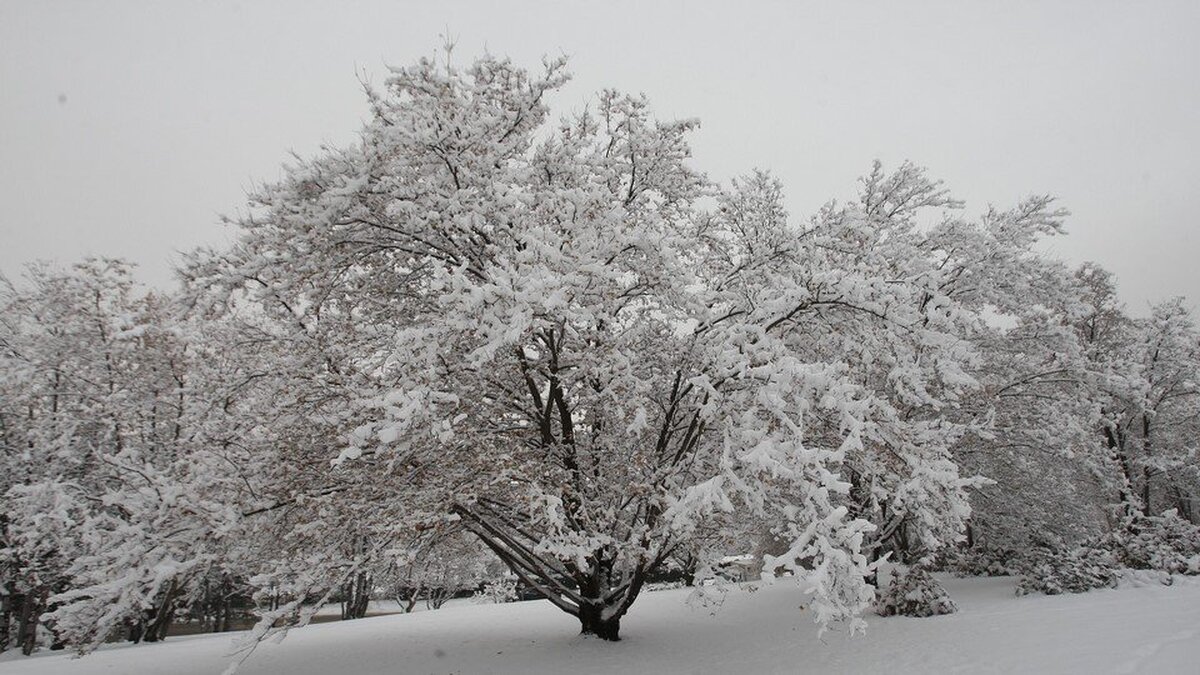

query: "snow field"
xmin=3 ymin=575 xmax=1198 ymax=674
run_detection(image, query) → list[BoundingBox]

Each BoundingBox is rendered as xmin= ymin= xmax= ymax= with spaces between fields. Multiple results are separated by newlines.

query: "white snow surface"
xmin=3 ymin=575 xmax=1199 ymax=674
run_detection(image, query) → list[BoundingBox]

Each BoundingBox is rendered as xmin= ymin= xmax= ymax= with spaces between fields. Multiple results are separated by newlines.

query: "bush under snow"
xmin=873 ymin=566 xmax=957 ymax=617
xmin=945 ymin=544 xmax=1022 ymax=578
xmin=1014 ymin=546 xmax=1119 ymax=596
xmin=1103 ymin=510 xmax=1200 ymax=575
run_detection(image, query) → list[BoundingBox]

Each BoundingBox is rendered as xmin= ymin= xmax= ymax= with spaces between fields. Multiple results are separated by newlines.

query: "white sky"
xmin=2 ymin=0 xmax=1197 ymax=312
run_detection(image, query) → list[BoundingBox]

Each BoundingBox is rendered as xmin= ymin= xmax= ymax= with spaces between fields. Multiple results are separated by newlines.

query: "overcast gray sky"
xmin=2 ymin=0 xmax=1197 ymax=312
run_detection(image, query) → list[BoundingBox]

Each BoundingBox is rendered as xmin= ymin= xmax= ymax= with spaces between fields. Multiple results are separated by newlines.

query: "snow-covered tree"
xmin=1 ymin=261 xmax=273 ymax=653
xmin=1073 ymin=268 xmax=1200 ymax=524
xmin=0 ymin=260 xmax=206 ymax=651
xmin=191 ymin=53 xmax=1021 ymax=642
xmin=937 ymin=220 xmax=1109 ymax=551
xmin=1128 ymin=300 xmax=1200 ymax=518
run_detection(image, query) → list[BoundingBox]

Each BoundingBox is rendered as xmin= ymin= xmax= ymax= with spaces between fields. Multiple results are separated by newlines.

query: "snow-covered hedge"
xmin=873 ymin=566 xmax=957 ymax=617
xmin=1014 ymin=546 xmax=1118 ymax=596
xmin=1013 ymin=511 xmax=1200 ymax=596
xmin=1103 ymin=510 xmax=1200 ymax=575
xmin=945 ymin=545 xmax=1022 ymax=578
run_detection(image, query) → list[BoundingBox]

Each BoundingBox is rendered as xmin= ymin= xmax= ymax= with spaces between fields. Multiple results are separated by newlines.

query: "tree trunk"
xmin=0 ymin=583 xmax=13 ymax=653
xmin=142 ymin=581 xmax=178 ymax=642
xmin=1104 ymin=422 xmax=1140 ymax=518
xmin=454 ymin=502 xmax=648 ymax=643
xmin=425 ymin=587 xmax=450 ymax=610
xmin=16 ymin=587 xmax=45 ymax=655
xmin=0 ymin=517 xmax=13 ymax=653
xmin=1141 ymin=413 xmax=1153 ymax=514
xmin=577 ymin=603 xmax=621 ymax=641
xmin=396 ymin=587 xmax=419 ymax=613
xmin=1170 ymin=482 xmax=1195 ymax=523
xmin=341 ymin=570 xmax=371 ymax=620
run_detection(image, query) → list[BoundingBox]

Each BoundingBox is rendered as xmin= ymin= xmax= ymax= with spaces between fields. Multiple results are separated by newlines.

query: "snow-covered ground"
xmin=309 ymin=596 xmax=476 ymax=618
xmin=3 ymin=575 xmax=1199 ymax=674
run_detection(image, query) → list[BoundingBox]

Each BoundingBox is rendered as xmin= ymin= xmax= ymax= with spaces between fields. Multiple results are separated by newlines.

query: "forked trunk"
xmin=453 ymin=501 xmax=651 ymax=644
xmin=425 ymin=587 xmax=451 ymax=610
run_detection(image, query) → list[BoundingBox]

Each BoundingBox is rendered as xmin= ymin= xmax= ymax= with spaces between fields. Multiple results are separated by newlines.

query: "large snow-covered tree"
xmin=186 ymin=53 xmax=1001 ymax=641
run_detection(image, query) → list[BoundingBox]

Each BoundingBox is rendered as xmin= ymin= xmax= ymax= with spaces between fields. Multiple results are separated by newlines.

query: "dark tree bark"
xmin=1141 ymin=413 xmax=1154 ymax=514
xmin=453 ymin=500 xmax=651 ymax=643
xmin=1104 ymin=420 xmax=1141 ymax=518
xmin=1170 ymin=482 xmax=1195 ymax=523
xmin=0 ymin=583 xmax=13 ymax=653
xmin=128 ymin=581 xmax=178 ymax=644
xmin=0 ymin=515 xmax=13 ymax=653
xmin=340 ymin=570 xmax=371 ymax=620
xmin=16 ymin=587 xmax=46 ymax=655
xmin=396 ymin=588 xmax=420 ymax=613
xmin=577 ymin=603 xmax=621 ymax=641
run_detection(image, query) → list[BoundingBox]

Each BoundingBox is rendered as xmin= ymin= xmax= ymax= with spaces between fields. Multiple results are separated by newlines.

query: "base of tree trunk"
xmin=578 ymin=613 xmax=621 ymax=641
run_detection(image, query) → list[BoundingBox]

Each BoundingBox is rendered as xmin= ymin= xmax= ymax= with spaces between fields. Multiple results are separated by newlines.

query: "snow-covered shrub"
xmin=873 ymin=566 xmax=957 ymax=617
xmin=1103 ymin=510 xmax=1200 ymax=575
xmin=472 ymin=576 xmax=518 ymax=605
xmin=1118 ymin=568 xmax=1176 ymax=588
xmin=945 ymin=545 xmax=1022 ymax=578
xmin=1014 ymin=546 xmax=1118 ymax=596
